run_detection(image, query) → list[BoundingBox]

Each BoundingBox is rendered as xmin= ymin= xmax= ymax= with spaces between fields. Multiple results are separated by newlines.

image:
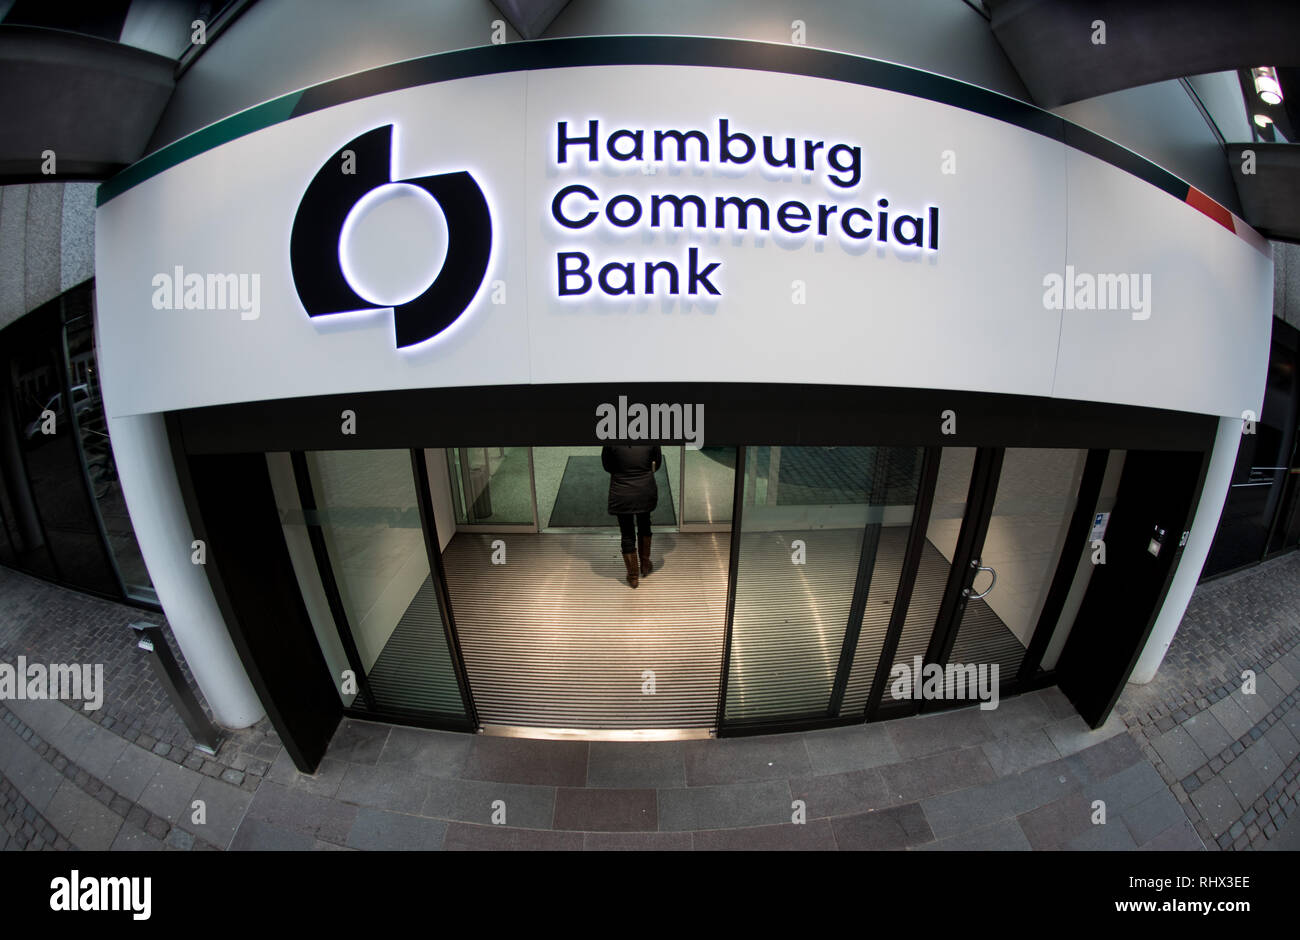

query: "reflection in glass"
xmin=725 ymin=446 xmax=921 ymax=723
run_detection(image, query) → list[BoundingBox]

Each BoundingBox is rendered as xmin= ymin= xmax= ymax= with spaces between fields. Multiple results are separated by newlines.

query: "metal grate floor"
xmin=442 ymin=532 xmax=729 ymax=729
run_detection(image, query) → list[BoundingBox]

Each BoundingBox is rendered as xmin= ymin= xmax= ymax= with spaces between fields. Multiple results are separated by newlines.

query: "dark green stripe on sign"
xmin=96 ymin=91 xmax=304 ymax=207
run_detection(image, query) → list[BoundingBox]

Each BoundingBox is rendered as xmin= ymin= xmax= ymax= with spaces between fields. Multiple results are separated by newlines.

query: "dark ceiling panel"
xmin=0 ymin=25 xmax=174 ymax=181
xmin=490 ymin=0 xmax=571 ymax=40
xmin=1227 ymin=143 xmax=1300 ymax=243
xmin=987 ymin=0 xmax=1300 ymax=107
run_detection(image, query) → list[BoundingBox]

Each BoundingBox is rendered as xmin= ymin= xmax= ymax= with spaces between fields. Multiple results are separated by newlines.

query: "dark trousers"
xmin=617 ymin=512 xmax=652 ymax=553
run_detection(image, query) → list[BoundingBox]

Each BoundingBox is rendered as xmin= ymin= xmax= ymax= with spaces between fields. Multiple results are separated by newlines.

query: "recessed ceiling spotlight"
xmin=1254 ymin=67 xmax=1283 ymax=105
xmin=1253 ymin=113 xmax=1274 ymax=128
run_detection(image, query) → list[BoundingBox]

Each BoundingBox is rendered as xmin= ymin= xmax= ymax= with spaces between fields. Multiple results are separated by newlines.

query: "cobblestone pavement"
xmin=1 ymin=551 xmax=1298 ymax=850
xmin=0 ymin=567 xmax=282 ymax=790
xmin=1114 ymin=550 xmax=1300 ymax=850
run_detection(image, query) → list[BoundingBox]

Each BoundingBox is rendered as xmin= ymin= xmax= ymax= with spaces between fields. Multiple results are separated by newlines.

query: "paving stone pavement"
xmin=1114 ymin=550 xmax=1300 ymax=850
xmin=0 ymin=566 xmax=282 ymax=786
xmin=1 ymin=549 xmax=1298 ymax=850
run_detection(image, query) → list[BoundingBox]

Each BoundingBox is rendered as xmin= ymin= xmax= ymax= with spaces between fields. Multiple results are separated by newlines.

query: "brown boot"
xmin=638 ymin=535 xmax=653 ymax=576
xmin=622 ymin=552 xmax=640 ymax=588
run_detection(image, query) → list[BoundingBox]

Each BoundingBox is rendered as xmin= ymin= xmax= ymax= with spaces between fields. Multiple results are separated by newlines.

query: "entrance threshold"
xmin=480 ymin=724 xmax=713 ymax=742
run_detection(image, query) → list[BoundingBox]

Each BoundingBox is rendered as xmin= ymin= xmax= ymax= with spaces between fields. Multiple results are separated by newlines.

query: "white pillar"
xmin=1130 ymin=414 xmax=1243 ymax=683
xmin=107 ymin=412 xmax=265 ymax=727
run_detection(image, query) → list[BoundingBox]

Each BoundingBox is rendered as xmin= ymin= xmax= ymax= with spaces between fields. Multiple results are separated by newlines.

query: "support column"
xmin=106 ymin=411 xmax=264 ymax=727
xmin=1130 ymin=414 xmax=1243 ymax=683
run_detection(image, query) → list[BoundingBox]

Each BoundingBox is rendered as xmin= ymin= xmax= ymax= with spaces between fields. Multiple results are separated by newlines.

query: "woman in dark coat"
xmin=601 ymin=444 xmax=661 ymax=587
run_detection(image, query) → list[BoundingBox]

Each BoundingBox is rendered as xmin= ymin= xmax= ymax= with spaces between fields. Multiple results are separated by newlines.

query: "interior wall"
xmin=424 ymin=447 xmax=457 ymax=551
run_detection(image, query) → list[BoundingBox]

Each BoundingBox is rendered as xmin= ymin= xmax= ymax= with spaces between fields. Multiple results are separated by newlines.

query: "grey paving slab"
xmin=3 ymin=738 xmax=64 ymax=813
xmin=1265 ymin=660 xmax=1298 ymax=694
xmin=47 ymin=713 xmax=98 ymax=763
xmin=1244 ymin=736 xmax=1283 ymax=788
xmin=789 ymin=766 xmax=892 ymax=818
xmin=553 ymin=787 xmax=656 ymax=831
xmin=878 ymin=746 xmax=997 ymax=803
xmin=1150 ymin=726 xmax=1207 ymax=780
xmin=346 ymin=808 xmax=447 ymax=851
xmin=920 ymin=759 xmax=1079 ymax=840
xmin=229 ymin=816 xmax=316 ymax=851
xmin=110 ymin=823 xmax=166 ymax=851
xmin=46 ymin=781 xmax=123 ymax=851
xmin=832 ymin=802 xmax=933 ymax=850
xmin=1064 ymin=731 xmax=1146 ymax=785
xmin=75 ymin=727 xmax=129 ymax=780
xmin=103 ymin=746 xmax=163 ymax=803
xmin=1220 ymin=752 xmax=1267 ymax=807
xmin=1016 ymin=791 xmax=1095 ymax=850
xmin=1043 ymin=711 xmax=1125 ymax=757
xmin=1230 ymin=688 xmax=1271 ymax=726
xmin=693 ymin=818 xmax=837 ymax=850
xmin=245 ymin=779 xmax=359 ymax=844
xmin=461 ymin=736 xmax=588 ymax=787
xmin=1035 ymin=687 xmax=1078 ymax=720
xmin=915 ymin=817 xmax=1032 ymax=851
xmin=800 ymin=723 xmax=900 ymax=775
xmin=1252 ymin=672 xmax=1286 ymax=710
xmin=1138 ymin=817 xmax=1205 ymax=851
xmin=1188 ymin=776 xmax=1242 ymax=836
xmin=376 ymin=726 xmax=474 ymax=778
xmin=1121 ymin=788 xmax=1188 ymax=846
xmin=884 ymin=708 xmax=993 ymax=760
xmin=586 ymin=741 xmax=685 ymax=788
xmin=7 ymin=700 xmax=74 ymax=743
xmin=421 ymin=777 xmax=555 ymax=828
xmin=1209 ymin=695 xmax=1255 ymax=740
xmin=266 ymin=750 xmax=348 ymax=798
xmin=583 ymin=831 xmax=692 ymax=850
xmin=1262 ymin=720 xmax=1299 ymax=765
xmin=178 ymin=775 xmax=254 ymax=850
xmin=1085 ymin=759 xmax=1167 ymax=818
xmin=442 ymin=822 xmax=583 ymax=851
xmin=1181 ymin=711 xmax=1233 ymax=759
xmin=1066 ymin=820 xmax=1139 ymax=851
xmin=657 ymin=779 xmax=792 ymax=831
xmin=978 ymin=694 xmax=1054 ymax=739
xmin=682 ymin=732 xmax=810 ymax=786
xmin=335 ymin=763 xmax=433 ymax=815
xmin=981 ymin=730 xmax=1061 ymax=776
xmin=137 ymin=757 xmax=202 ymax=822
xmin=323 ymin=719 xmax=390 ymax=766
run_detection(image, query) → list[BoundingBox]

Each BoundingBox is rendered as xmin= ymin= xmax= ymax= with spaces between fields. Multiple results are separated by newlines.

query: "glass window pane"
xmin=683 ymin=446 xmax=735 ymax=524
xmin=725 ymin=445 xmax=920 ymax=724
xmin=304 ymin=449 xmax=464 ymax=719
xmin=65 ymin=307 xmax=156 ymax=602
xmin=5 ymin=307 xmax=118 ymax=595
xmin=946 ymin=448 xmax=1088 ymax=690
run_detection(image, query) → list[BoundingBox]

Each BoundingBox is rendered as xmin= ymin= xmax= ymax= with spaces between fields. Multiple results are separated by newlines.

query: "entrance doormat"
xmin=547 ymin=456 xmax=677 ymax=527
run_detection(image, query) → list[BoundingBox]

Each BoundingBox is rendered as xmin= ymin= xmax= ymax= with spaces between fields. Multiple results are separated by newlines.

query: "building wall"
xmin=0 ymin=182 xmax=96 ymax=330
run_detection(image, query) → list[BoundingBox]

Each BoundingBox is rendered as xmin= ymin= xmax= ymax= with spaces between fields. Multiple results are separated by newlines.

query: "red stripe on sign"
xmin=1185 ymin=186 xmax=1235 ymax=233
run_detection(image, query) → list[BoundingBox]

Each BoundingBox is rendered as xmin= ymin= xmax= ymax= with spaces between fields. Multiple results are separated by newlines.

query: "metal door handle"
xmin=963 ymin=563 xmax=997 ymax=600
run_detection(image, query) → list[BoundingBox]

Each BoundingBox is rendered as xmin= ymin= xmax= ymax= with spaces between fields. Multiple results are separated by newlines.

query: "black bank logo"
xmin=290 ymin=124 xmax=491 ymax=348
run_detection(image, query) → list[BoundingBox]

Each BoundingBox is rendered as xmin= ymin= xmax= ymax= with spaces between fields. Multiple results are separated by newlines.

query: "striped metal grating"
xmin=442 ymin=532 xmax=728 ymax=729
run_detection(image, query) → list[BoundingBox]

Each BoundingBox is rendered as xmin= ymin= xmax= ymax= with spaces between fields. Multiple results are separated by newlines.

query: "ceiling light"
xmin=1254 ymin=67 xmax=1283 ymax=105
xmin=1253 ymin=113 xmax=1274 ymax=128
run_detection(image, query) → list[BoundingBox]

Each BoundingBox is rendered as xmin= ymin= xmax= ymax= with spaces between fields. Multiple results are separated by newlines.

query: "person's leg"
xmin=637 ymin=511 xmax=653 ymax=575
xmin=618 ymin=513 xmax=639 ymax=587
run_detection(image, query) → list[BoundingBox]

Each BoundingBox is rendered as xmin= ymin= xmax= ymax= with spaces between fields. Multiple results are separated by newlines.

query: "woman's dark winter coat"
xmin=602 ymin=445 xmax=661 ymax=515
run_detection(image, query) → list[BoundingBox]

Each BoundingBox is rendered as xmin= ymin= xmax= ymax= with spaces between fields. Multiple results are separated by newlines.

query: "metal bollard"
xmin=129 ymin=621 xmax=223 ymax=755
